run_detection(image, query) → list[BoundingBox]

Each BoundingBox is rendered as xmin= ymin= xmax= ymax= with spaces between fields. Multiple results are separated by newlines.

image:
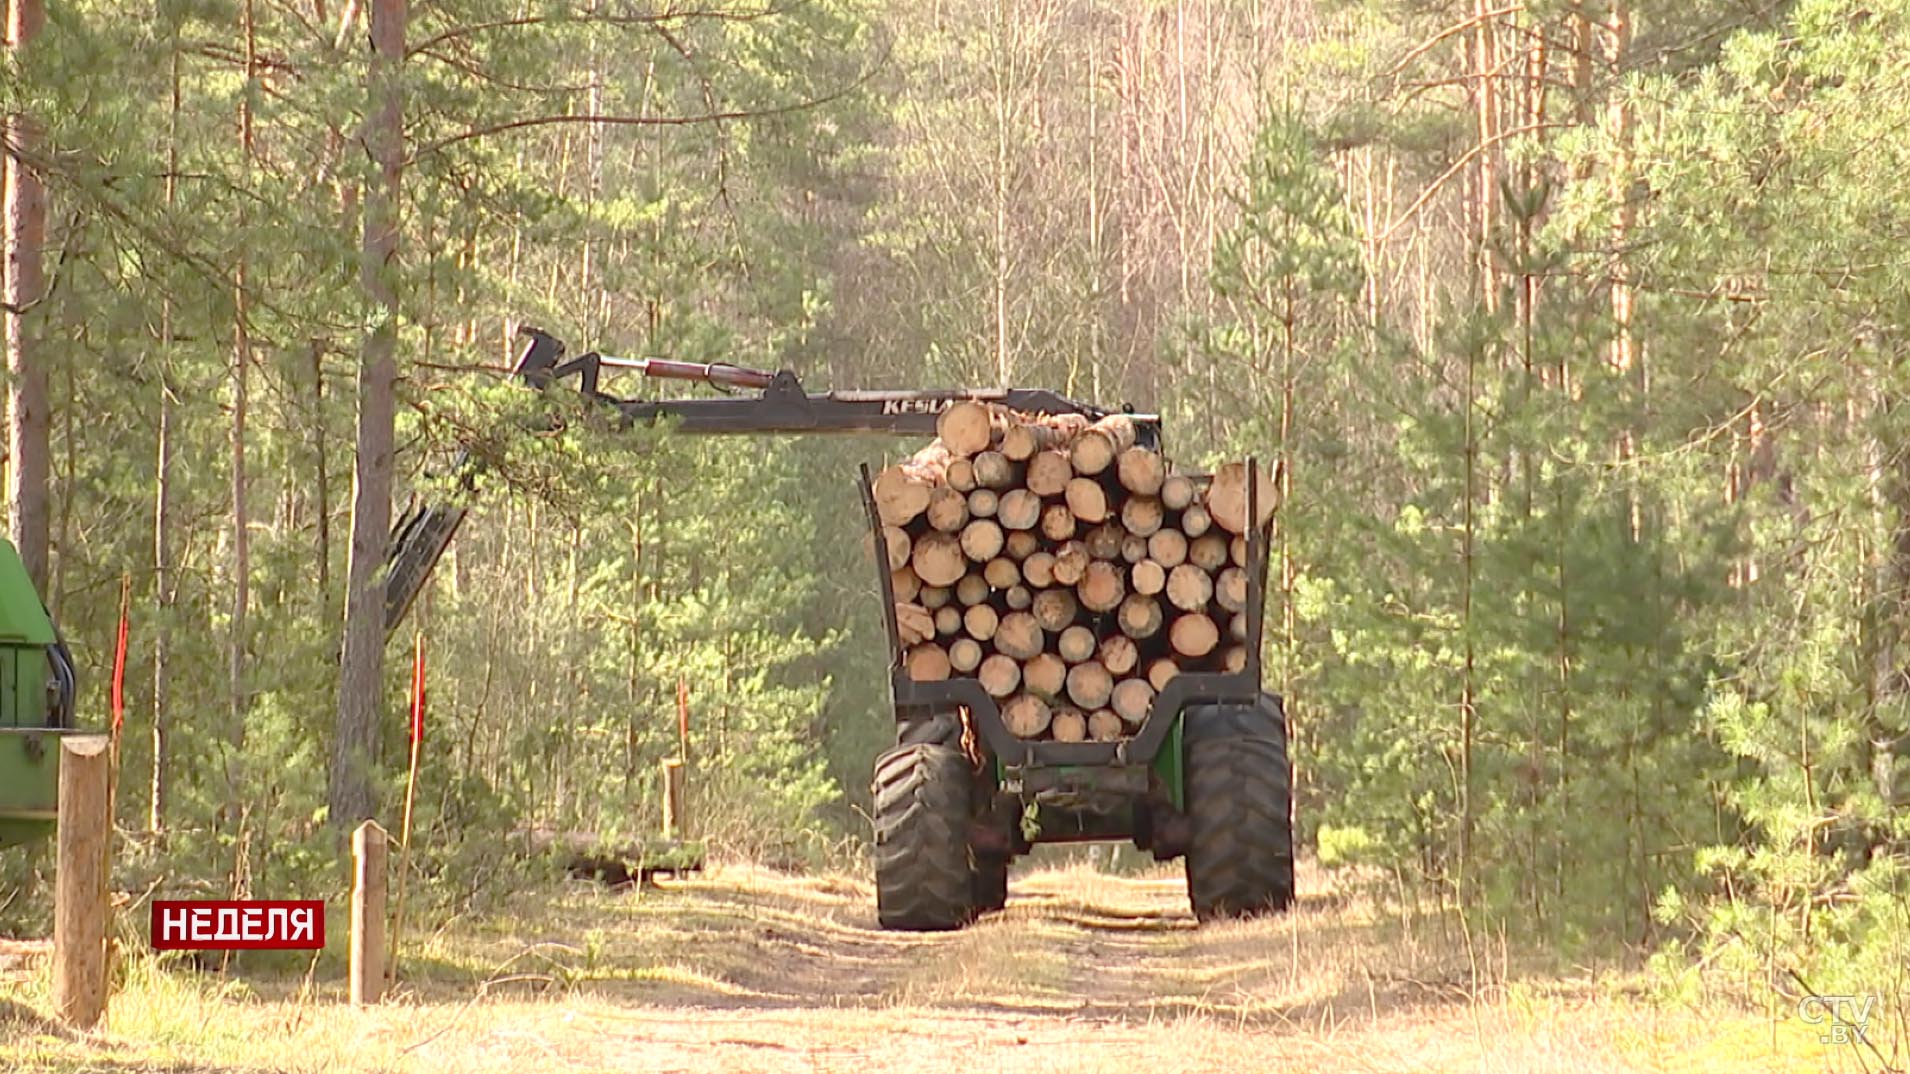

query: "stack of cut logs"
xmin=872 ymin=401 xmax=1276 ymax=743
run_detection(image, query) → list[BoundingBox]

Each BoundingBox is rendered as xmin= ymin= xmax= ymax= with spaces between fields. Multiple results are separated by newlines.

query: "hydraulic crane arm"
xmin=509 ymin=327 xmax=1138 ymax=436
xmin=382 ymin=327 xmax=1157 ymax=637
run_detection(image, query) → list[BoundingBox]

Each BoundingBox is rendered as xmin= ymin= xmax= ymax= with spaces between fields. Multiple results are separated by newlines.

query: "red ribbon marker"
xmin=409 ymin=632 xmax=426 ymax=745
xmin=110 ymin=574 xmax=129 ymax=739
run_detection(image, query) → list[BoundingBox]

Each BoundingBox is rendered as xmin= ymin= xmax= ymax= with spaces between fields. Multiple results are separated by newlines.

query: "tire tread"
xmin=873 ymin=744 xmax=973 ymax=930
xmin=1183 ymin=698 xmax=1295 ymax=921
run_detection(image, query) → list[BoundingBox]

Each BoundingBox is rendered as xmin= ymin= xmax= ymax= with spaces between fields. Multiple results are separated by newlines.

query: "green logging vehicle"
xmin=0 ymin=538 xmax=79 ymax=848
xmin=391 ymin=328 xmax=1293 ymax=930
xmin=858 ymin=461 xmax=1291 ymax=930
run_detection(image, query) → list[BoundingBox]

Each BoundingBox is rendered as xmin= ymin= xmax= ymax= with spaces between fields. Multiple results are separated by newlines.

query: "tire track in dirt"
xmin=408 ymin=864 xmax=1518 ymax=1073
xmin=0 ymin=859 xmax=1810 ymax=1070
xmin=5 ymin=864 xmax=1794 ymax=1073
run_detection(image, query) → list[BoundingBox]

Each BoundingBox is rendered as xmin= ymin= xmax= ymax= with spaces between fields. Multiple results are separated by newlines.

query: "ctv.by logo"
xmin=1797 ymin=994 xmax=1877 ymax=1045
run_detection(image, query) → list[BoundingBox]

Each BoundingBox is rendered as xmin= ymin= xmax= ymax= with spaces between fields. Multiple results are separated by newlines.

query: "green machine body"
xmin=0 ymin=539 xmax=77 ymax=847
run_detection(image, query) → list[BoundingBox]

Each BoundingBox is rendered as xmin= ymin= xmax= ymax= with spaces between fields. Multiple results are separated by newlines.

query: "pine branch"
xmin=406 ymin=39 xmax=890 ymax=163
xmin=406 ymin=2 xmax=803 ymax=58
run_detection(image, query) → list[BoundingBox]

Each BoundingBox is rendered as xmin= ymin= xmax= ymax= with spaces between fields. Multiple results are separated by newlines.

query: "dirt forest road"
xmin=0 ymin=864 xmax=1850 ymax=1073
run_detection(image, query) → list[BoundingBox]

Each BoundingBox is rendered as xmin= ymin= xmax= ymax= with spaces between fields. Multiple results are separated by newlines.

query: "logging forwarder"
xmin=385 ymin=327 xmax=1292 ymax=931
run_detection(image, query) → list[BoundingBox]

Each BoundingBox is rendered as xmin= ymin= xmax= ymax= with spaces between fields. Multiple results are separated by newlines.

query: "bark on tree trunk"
xmin=230 ymin=272 xmax=252 ymax=752
xmin=151 ymin=364 xmax=175 ymax=834
xmin=329 ymin=0 xmax=405 ymax=828
xmin=5 ymin=0 xmax=49 ymax=594
xmin=150 ymin=44 xmax=183 ymax=837
xmin=990 ymin=0 xmax=1011 ymax=386
xmin=311 ymin=340 xmax=330 ymax=591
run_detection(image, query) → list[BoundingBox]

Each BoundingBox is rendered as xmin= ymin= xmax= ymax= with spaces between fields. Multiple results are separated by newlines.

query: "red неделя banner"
xmin=150 ymin=900 xmax=326 ymax=950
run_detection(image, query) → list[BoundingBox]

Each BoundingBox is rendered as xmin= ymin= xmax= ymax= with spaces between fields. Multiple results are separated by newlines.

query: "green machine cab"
xmin=0 ymin=538 xmax=78 ymax=847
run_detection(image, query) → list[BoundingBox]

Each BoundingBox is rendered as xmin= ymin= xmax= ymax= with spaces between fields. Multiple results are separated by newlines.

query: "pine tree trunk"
xmin=1087 ymin=32 xmax=1103 ymax=391
xmin=311 ymin=339 xmax=330 ymax=591
xmin=51 ymin=360 xmax=69 ymax=614
xmin=5 ymin=0 xmax=49 ymax=594
xmin=1459 ymin=278 xmax=1479 ymax=902
xmin=229 ymin=0 xmax=256 ymax=753
xmin=151 ymin=364 xmax=175 ymax=834
xmin=991 ymin=0 xmax=1011 ymax=386
xmin=1472 ymin=0 xmax=1500 ymax=314
xmin=149 ymin=44 xmax=184 ymax=837
xmin=329 ymin=0 xmax=405 ymax=828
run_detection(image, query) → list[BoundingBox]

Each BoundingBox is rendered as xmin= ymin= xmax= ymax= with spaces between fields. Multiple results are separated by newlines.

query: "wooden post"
xmin=54 ymin=734 xmax=111 ymax=1029
xmin=350 ymin=820 xmax=386 ymax=1006
xmin=661 ymin=757 xmax=686 ymax=840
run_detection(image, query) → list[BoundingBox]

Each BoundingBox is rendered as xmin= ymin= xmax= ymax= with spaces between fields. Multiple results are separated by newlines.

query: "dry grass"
xmin=0 ymin=861 xmax=1883 ymax=1073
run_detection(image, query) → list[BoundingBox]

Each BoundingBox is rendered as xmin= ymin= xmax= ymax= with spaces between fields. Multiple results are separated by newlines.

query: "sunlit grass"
xmin=0 ymin=861 xmax=1895 ymax=1073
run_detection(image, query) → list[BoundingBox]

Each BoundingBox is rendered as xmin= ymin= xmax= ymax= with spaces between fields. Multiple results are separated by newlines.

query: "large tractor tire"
xmin=893 ymin=710 xmax=1011 ymax=921
xmin=1182 ymin=696 xmax=1295 ymax=921
xmin=873 ymin=743 xmax=974 ymax=930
